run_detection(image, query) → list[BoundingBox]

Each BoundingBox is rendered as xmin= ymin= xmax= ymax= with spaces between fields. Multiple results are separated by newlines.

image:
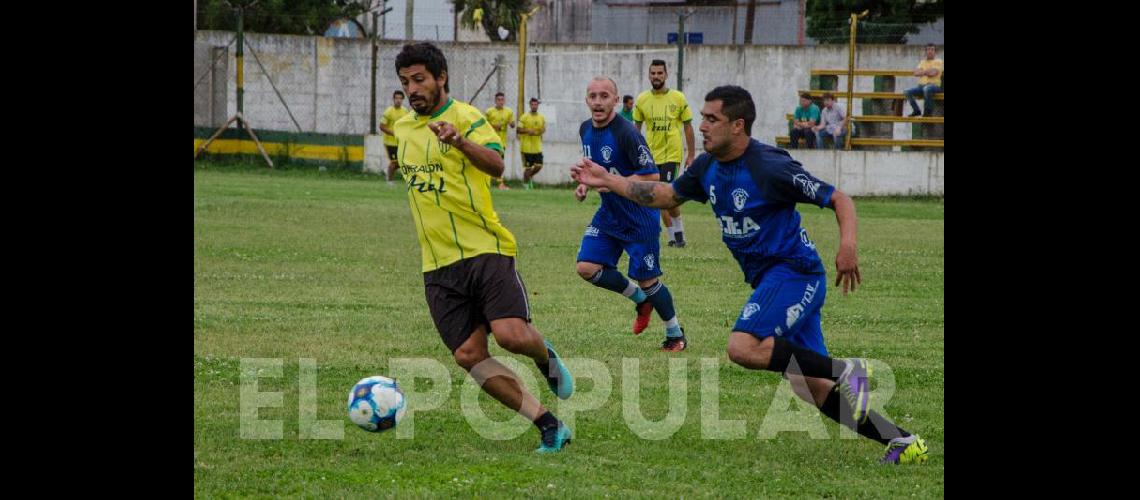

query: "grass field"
xmin=194 ymin=161 xmax=944 ymax=497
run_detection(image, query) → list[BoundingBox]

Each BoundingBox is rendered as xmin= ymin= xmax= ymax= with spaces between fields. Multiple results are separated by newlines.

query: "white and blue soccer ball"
xmin=346 ymin=375 xmax=407 ymax=433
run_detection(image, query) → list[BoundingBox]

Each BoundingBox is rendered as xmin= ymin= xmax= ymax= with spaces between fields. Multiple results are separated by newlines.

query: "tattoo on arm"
xmin=670 ymin=190 xmax=686 ymax=206
xmin=625 ymin=181 xmax=685 ymax=209
xmin=628 ymin=181 xmax=656 ymax=204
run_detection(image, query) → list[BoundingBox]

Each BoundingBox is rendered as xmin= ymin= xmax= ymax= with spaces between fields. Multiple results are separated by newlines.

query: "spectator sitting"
xmin=904 ymin=43 xmax=943 ymax=117
xmin=789 ymin=93 xmax=820 ymax=149
xmin=813 ymin=93 xmax=848 ymax=149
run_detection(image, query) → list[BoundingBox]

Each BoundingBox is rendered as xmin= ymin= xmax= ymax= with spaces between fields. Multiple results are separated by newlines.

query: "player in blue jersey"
xmin=573 ymin=76 xmax=688 ymax=352
xmin=571 ymin=85 xmax=928 ymax=465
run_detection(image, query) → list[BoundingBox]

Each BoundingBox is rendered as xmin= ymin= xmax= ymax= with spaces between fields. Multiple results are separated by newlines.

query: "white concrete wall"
xmin=787 ymin=149 xmax=943 ymax=196
xmin=198 ymin=31 xmax=943 ymax=192
xmin=363 ymin=134 xmax=385 ymax=174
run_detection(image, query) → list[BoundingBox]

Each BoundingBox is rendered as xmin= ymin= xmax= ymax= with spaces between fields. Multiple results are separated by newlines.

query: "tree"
xmin=806 ymin=0 xmax=944 ymax=44
xmin=197 ymin=0 xmax=377 ymax=36
xmin=451 ymin=0 xmax=535 ymax=43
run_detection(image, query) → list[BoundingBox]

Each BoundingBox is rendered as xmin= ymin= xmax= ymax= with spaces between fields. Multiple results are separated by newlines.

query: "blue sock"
xmin=588 ymin=268 xmax=646 ymax=303
xmin=642 ymin=281 xmax=682 ymax=337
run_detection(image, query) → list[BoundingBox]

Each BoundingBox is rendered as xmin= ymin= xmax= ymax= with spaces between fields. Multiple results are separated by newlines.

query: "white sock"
xmin=672 ymin=216 xmax=683 ymax=234
xmin=666 ymin=224 xmax=675 ymax=240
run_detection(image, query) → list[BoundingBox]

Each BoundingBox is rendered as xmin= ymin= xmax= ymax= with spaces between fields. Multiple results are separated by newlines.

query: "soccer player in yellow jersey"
xmin=393 ymin=43 xmax=574 ymax=453
xmin=517 ymin=97 xmax=546 ymax=189
xmin=379 ymin=90 xmax=410 ymax=185
xmin=484 ymin=92 xmax=515 ymax=190
xmin=633 ymin=59 xmax=696 ymax=248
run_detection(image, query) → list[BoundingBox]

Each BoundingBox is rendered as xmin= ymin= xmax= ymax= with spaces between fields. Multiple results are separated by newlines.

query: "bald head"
xmin=585 ymin=76 xmax=619 ymax=127
xmin=587 ymin=76 xmax=618 ymax=96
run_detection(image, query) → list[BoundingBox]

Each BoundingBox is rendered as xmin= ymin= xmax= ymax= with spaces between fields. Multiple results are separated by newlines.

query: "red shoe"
xmin=661 ymin=335 xmax=688 ymax=352
xmin=633 ymin=301 xmax=653 ymax=335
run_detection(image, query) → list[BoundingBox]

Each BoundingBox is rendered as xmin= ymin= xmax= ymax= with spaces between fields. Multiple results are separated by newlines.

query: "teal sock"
xmin=589 ymin=268 xmax=647 ymax=304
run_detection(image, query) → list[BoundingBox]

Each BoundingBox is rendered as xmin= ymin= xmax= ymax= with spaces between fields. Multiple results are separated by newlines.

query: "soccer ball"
xmin=346 ymin=375 xmax=407 ymax=433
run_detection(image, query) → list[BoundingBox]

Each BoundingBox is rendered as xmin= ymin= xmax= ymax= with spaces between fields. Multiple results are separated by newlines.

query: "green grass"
xmin=195 ymin=161 xmax=944 ymax=498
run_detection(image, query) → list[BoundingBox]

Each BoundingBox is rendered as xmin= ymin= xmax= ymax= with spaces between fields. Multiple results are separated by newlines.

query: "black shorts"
xmin=522 ymin=152 xmax=544 ymax=167
xmin=659 ymin=162 xmax=679 ymax=182
xmin=386 ymin=145 xmax=399 ymax=161
xmin=423 ymin=253 xmax=532 ymax=352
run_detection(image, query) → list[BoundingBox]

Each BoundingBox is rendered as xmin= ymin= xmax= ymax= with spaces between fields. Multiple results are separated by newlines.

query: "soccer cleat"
xmin=536 ymin=423 xmax=573 ymax=453
xmin=633 ymin=300 xmax=654 ymax=335
xmin=880 ymin=434 xmax=928 ymax=464
xmin=661 ymin=333 xmax=687 ymax=352
xmin=535 ymin=339 xmax=574 ymax=400
xmin=667 ymin=240 xmax=676 ymax=247
xmin=836 ymin=358 xmax=873 ymax=424
xmin=674 ymin=233 xmax=686 ymax=248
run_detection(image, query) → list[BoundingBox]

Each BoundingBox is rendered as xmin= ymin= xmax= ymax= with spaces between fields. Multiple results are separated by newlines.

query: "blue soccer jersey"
xmin=579 ymin=117 xmax=660 ymax=242
xmin=672 ymin=139 xmax=836 ymax=287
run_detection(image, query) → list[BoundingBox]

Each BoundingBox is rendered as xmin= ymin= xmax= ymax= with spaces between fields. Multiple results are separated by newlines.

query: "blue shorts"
xmin=576 ymin=225 xmax=662 ymax=281
xmin=733 ymin=264 xmax=829 ymax=356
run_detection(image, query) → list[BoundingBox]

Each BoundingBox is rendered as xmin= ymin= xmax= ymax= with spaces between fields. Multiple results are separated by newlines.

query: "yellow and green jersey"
xmin=382 ymin=105 xmax=410 ymax=146
xmin=633 ymin=89 xmax=693 ymax=164
xmin=484 ymin=106 xmax=515 ymax=148
xmin=395 ymin=97 xmax=516 ymax=272
xmin=518 ymin=112 xmax=545 ymax=154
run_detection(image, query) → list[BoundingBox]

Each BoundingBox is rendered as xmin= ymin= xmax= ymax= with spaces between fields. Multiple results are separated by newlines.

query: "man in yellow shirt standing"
xmin=378 ymin=90 xmax=410 ymax=185
xmin=485 ymin=92 xmax=515 ymax=190
xmin=634 ymin=59 xmax=696 ymax=248
xmin=393 ymin=42 xmax=574 ymax=453
xmin=903 ymin=44 xmax=943 ymax=117
xmin=518 ymin=97 xmax=546 ymax=190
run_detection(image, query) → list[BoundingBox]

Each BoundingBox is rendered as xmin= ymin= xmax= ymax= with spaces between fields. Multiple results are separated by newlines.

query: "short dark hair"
xmin=623 ymin=95 xmax=634 ymax=103
xmin=926 ymin=43 xmax=936 ymax=48
xmin=799 ymin=92 xmax=813 ymax=100
xmin=393 ymin=90 xmax=405 ymax=98
xmin=650 ymin=59 xmax=667 ymax=70
xmin=821 ymin=92 xmax=834 ymax=101
xmin=395 ymin=42 xmax=449 ymax=92
xmin=495 ymin=92 xmax=505 ymax=98
xmin=705 ymin=85 xmax=756 ymax=135
xmin=529 ymin=97 xmax=539 ymax=103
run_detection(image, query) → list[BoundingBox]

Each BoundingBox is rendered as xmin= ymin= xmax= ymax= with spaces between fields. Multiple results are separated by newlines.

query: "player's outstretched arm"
xmin=570 ymin=157 xmax=684 ymax=210
xmin=829 ymin=189 xmax=861 ymax=295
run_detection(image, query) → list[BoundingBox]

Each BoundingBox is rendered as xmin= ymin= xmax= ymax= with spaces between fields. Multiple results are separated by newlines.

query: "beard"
xmin=409 ymin=90 xmax=438 ymax=114
xmin=651 ymin=79 xmax=665 ymax=90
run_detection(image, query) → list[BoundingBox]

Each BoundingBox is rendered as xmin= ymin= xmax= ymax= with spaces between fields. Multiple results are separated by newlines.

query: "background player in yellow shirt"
xmin=634 ymin=59 xmax=695 ymax=248
xmin=485 ymin=92 xmax=515 ymax=190
xmin=378 ymin=90 xmax=410 ymax=185
xmin=518 ymin=97 xmax=546 ymax=189
xmin=393 ymin=42 xmax=574 ymax=453
xmin=904 ymin=43 xmax=943 ymax=117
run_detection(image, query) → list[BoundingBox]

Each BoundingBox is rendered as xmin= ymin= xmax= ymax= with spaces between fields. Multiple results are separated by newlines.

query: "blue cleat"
xmin=536 ymin=339 xmax=574 ymax=400
xmin=536 ymin=423 xmax=573 ymax=453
